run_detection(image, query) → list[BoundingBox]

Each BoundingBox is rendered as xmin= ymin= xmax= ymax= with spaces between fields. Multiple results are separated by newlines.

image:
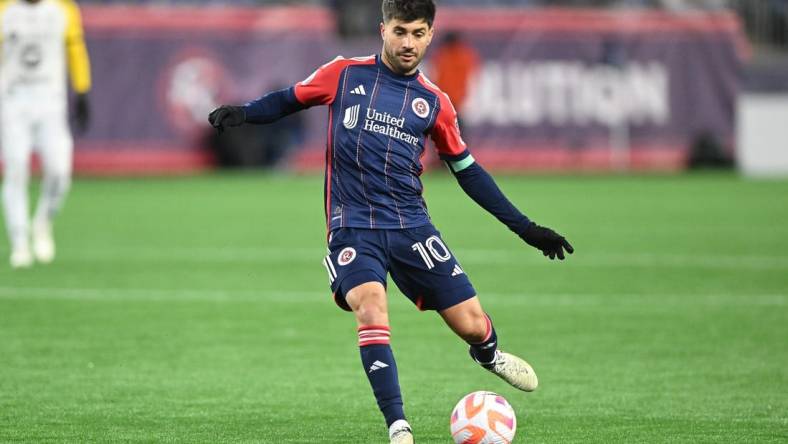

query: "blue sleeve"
xmin=449 ymin=156 xmax=532 ymax=236
xmin=242 ymin=87 xmax=306 ymax=124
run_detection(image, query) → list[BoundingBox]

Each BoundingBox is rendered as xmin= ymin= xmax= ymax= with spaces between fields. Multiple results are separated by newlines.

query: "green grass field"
xmin=1 ymin=172 xmax=786 ymax=443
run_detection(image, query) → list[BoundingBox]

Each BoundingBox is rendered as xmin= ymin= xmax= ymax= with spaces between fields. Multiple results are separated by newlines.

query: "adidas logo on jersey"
xmin=350 ymin=85 xmax=367 ymax=96
xmin=451 ymin=264 xmax=464 ymax=276
xmin=368 ymin=360 xmax=389 ymax=373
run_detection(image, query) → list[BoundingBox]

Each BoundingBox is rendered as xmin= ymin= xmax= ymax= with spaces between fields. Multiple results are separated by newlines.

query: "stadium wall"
xmin=73 ymin=5 xmax=746 ymax=174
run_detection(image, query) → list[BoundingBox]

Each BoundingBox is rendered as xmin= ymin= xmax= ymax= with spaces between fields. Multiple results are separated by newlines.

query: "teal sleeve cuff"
xmin=449 ymin=154 xmax=475 ymax=172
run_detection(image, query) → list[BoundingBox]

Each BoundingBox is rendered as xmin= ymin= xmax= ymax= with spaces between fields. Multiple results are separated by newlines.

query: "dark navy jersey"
xmin=292 ymin=54 xmax=468 ymax=231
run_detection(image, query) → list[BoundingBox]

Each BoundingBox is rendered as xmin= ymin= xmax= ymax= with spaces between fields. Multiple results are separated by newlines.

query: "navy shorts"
xmin=322 ymin=224 xmax=476 ymax=312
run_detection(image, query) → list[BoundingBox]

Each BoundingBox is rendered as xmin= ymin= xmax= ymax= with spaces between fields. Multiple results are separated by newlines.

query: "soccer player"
xmin=430 ymin=31 xmax=478 ymax=134
xmin=209 ymin=1 xmax=573 ymax=442
xmin=0 ymin=0 xmax=91 ymax=268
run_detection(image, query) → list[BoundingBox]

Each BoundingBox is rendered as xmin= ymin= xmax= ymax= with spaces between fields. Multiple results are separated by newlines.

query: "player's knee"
xmin=47 ymin=171 xmax=71 ymax=189
xmin=462 ymin=312 xmax=490 ymax=343
xmin=449 ymin=308 xmax=488 ymax=343
xmin=354 ymin=296 xmax=388 ymax=325
xmin=52 ymin=175 xmax=71 ymax=197
xmin=346 ymin=283 xmax=388 ymax=326
xmin=355 ymin=305 xmax=387 ymax=327
xmin=440 ymin=297 xmax=490 ymax=342
xmin=40 ymin=173 xmax=70 ymax=202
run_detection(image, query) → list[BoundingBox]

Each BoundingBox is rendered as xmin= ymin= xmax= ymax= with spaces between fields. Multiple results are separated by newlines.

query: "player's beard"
xmin=384 ymin=45 xmax=422 ymax=75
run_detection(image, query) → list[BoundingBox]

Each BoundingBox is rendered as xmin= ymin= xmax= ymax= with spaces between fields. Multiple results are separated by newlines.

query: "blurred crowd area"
xmin=71 ymin=0 xmax=770 ymax=11
xmin=72 ymin=0 xmax=747 ymax=9
xmin=74 ymin=0 xmax=788 ymax=50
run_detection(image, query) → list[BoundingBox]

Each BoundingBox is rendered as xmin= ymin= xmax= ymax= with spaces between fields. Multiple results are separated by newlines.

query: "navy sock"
xmin=469 ymin=313 xmax=498 ymax=366
xmin=358 ymin=325 xmax=406 ymax=427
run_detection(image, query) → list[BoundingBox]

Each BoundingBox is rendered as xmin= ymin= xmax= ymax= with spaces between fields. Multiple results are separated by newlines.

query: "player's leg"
xmin=31 ymin=111 xmax=73 ymax=263
xmin=388 ymin=225 xmax=537 ymax=392
xmin=1 ymin=108 xmax=34 ymax=268
xmin=438 ymin=296 xmax=496 ymax=363
xmin=324 ymin=229 xmax=412 ymax=443
xmin=344 ymin=282 xmax=412 ymax=443
xmin=439 ymin=298 xmax=538 ymax=392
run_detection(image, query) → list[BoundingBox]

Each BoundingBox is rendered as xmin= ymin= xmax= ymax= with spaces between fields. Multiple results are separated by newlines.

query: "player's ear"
xmin=426 ymin=26 xmax=435 ymax=46
xmin=380 ymin=22 xmax=386 ymax=40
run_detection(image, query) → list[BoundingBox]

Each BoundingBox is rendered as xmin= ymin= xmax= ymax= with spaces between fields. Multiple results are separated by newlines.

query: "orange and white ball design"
xmin=450 ymin=391 xmax=517 ymax=444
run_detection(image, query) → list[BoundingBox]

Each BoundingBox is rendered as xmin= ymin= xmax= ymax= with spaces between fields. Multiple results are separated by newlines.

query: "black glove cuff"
xmin=514 ymin=219 xmax=536 ymax=238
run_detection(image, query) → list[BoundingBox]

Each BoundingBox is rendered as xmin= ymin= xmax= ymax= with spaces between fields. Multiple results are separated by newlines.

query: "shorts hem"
xmin=420 ymin=284 xmax=477 ymax=312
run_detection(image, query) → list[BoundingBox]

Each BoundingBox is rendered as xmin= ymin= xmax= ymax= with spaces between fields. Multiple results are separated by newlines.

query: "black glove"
xmin=208 ymin=105 xmax=245 ymax=134
xmin=74 ymin=93 xmax=90 ymax=134
xmin=520 ymin=223 xmax=574 ymax=260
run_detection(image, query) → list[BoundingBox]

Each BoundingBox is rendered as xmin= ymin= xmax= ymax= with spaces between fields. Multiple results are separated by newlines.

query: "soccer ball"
xmin=450 ymin=391 xmax=517 ymax=444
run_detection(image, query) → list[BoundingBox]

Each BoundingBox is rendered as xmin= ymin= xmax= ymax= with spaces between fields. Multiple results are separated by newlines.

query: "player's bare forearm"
xmin=208 ymin=87 xmax=306 ymax=133
xmin=450 ymin=159 xmax=574 ymax=260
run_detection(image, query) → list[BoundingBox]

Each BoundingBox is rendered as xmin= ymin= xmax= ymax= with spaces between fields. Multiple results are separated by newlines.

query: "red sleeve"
xmin=293 ymin=56 xmax=351 ymax=107
xmin=429 ymin=91 xmax=468 ymax=159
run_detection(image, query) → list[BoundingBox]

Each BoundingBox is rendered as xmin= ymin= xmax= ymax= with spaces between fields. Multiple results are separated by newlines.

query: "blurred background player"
xmin=429 ymin=31 xmax=479 ymax=136
xmin=209 ymin=1 xmax=572 ymax=442
xmin=0 ymin=0 xmax=91 ymax=268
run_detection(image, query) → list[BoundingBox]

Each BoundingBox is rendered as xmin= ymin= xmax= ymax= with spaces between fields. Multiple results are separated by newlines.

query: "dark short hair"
xmin=382 ymin=0 xmax=436 ymax=27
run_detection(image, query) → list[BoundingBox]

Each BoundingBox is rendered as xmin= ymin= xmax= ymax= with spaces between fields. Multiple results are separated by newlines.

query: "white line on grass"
xmin=0 ymin=286 xmax=785 ymax=307
xmin=55 ymin=246 xmax=788 ymax=271
xmin=0 ymin=286 xmax=322 ymax=303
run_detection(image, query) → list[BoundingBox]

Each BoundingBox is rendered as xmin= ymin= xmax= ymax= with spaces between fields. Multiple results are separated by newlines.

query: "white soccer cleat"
xmin=478 ymin=349 xmax=539 ymax=392
xmin=389 ymin=419 xmax=414 ymax=444
xmin=10 ymin=246 xmax=33 ymax=269
xmin=32 ymin=220 xmax=55 ymax=264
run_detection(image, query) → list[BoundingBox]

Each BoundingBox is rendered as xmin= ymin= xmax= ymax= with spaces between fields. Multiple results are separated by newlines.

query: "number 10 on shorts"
xmin=411 ymin=235 xmax=452 ymax=269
